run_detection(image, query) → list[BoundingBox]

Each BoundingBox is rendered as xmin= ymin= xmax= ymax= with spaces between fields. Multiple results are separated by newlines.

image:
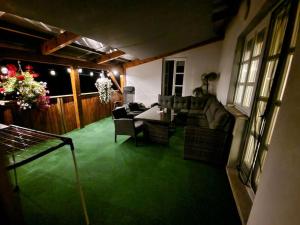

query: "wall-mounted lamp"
xmin=112 ymin=69 xmax=119 ymax=76
xmin=0 ymin=66 xmax=8 ymax=75
xmin=50 ymin=69 xmax=56 ymax=76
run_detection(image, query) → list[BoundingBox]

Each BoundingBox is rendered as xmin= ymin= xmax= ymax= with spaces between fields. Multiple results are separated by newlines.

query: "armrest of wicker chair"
xmin=184 ymin=126 xmax=232 ymax=165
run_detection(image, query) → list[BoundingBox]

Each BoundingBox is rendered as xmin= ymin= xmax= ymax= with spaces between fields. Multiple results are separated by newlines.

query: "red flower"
xmin=31 ymin=73 xmax=39 ymax=78
xmin=0 ymin=87 xmax=5 ymax=93
xmin=7 ymin=64 xmax=17 ymax=77
xmin=16 ymin=75 xmax=25 ymax=81
xmin=25 ymin=65 xmax=33 ymax=71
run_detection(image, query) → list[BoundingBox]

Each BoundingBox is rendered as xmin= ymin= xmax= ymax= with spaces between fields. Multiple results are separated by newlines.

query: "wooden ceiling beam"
xmin=0 ymin=48 xmax=111 ymax=71
xmin=96 ymin=50 xmax=125 ymax=64
xmin=41 ymin=31 xmax=80 ymax=55
xmin=108 ymin=72 xmax=122 ymax=93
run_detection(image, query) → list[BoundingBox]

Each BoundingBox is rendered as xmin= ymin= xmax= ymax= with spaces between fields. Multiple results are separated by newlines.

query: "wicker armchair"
xmin=112 ymin=107 xmax=143 ymax=146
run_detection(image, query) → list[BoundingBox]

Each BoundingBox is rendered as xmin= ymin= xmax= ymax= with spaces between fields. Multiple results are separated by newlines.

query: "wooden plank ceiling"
xmin=0 ymin=0 xmax=240 ymax=69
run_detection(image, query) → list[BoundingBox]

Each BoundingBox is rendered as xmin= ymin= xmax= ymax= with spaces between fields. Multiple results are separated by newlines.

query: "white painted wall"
xmin=165 ymin=41 xmax=223 ymax=96
xmin=126 ymin=59 xmax=162 ymax=107
xmin=247 ymin=26 xmax=300 ymax=225
xmin=126 ymin=41 xmax=222 ymax=106
xmin=217 ymin=0 xmax=268 ymax=104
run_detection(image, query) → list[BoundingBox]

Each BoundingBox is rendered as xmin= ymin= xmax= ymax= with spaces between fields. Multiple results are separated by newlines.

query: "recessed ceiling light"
xmin=90 ymin=72 xmax=94 ymax=76
xmin=78 ymin=68 xmax=83 ymax=73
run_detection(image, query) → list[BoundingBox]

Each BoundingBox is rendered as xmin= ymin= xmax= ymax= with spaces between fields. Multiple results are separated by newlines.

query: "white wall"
xmin=166 ymin=41 xmax=223 ymax=96
xmin=126 ymin=59 xmax=162 ymax=107
xmin=126 ymin=41 xmax=222 ymax=106
xmin=247 ymin=26 xmax=300 ymax=225
xmin=217 ymin=0 xmax=268 ymax=104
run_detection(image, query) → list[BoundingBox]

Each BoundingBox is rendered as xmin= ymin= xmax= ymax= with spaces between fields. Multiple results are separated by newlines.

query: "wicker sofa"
xmin=158 ymin=94 xmax=234 ymax=165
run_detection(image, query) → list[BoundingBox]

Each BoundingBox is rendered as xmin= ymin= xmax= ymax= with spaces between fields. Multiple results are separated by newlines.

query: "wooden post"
xmin=70 ymin=67 xmax=84 ymax=128
xmin=120 ymin=74 xmax=125 ymax=93
xmin=56 ymin=97 xmax=67 ymax=133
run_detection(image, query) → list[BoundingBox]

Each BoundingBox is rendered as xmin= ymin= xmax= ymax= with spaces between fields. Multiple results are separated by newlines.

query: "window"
xmin=238 ymin=0 xmax=299 ymax=191
xmin=234 ymin=22 xmax=267 ymax=115
xmin=162 ymin=59 xmax=185 ymax=96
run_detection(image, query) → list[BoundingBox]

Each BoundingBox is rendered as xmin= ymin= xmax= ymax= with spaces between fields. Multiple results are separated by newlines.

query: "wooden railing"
xmin=0 ymin=91 xmax=123 ymax=134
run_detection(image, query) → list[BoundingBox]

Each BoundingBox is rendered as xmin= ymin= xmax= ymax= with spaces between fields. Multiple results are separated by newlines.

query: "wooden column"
xmin=120 ymin=75 xmax=126 ymax=92
xmin=70 ymin=67 xmax=84 ymax=128
xmin=120 ymin=66 xmax=126 ymax=92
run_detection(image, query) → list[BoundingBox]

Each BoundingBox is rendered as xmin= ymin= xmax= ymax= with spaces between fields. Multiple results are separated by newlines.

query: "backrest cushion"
xmin=205 ymin=98 xmax=220 ymax=124
xmin=128 ymin=102 xmax=140 ymax=111
xmin=158 ymin=95 xmax=174 ymax=108
xmin=112 ymin=107 xmax=128 ymax=119
xmin=190 ymin=96 xmax=207 ymax=110
xmin=209 ymin=107 xmax=233 ymax=132
xmin=173 ymin=96 xmax=191 ymax=110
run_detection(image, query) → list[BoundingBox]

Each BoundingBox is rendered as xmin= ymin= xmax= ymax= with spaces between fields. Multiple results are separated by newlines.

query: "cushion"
xmin=190 ymin=96 xmax=207 ymax=110
xmin=128 ymin=102 xmax=140 ymax=111
xmin=209 ymin=107 xmax=232 ymax=131
xmin=173 ymin=96 xmax=191 ymax=110
xmin=112 ymin=107 xmax=128 ymax=119
xmin=206 ymin=100 xmax=220 ymax=124
xmin=158 ymin=95 xmax=173 ymax=109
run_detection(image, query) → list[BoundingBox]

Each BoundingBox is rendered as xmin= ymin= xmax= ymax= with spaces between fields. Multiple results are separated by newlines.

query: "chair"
xmin=112 ymin=107 xmax=143 ymax=146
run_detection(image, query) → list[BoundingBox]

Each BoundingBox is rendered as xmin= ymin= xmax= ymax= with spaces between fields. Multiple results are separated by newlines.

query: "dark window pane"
xmin=165 ymin=61 xmax=174 ymax=95
xmin=175 ymin=86 xmax=182 ymax=96
xmin=176 ymin=61 xmax=185 ymax=73
xmin=175 ymin=74 xmax=183 ymax=85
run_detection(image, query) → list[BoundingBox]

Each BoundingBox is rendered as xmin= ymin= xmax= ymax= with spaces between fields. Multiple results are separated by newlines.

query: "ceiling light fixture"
xmin=90 ymin=72 xmax=94 ymax=77
xmin=77 ymin=68 xmax=83 ymax=73
xmin=67 ymin=68 xmax=71 ymax=73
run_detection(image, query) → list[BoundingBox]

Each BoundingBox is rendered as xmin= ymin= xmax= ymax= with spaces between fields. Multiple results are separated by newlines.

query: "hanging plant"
xmin=95 ymin=77 xmax=112 ymax=104
xmin=0 ymin=62 xmax=49 ymax=110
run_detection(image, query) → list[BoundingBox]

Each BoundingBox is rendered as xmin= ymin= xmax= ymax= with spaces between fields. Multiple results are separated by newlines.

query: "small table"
xmin=134 ymin=106 xmax=175 ymax=144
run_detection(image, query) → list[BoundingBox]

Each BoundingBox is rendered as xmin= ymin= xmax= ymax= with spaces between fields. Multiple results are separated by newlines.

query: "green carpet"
xmin=13 ymin=117 xmax=241 ymax=225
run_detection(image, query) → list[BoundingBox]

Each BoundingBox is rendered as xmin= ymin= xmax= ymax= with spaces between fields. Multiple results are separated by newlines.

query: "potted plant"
xmin=193 ymin=72 xmax=219 ymax=96
xmin=95 ymin=75 xmax=113 ymax=103
xmin=0 ymin=62 xmax=49 ymax=110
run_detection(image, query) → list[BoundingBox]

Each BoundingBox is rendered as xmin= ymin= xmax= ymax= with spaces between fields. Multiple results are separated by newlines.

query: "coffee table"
xmin=134 ymin=106 xmax=175 ymax=144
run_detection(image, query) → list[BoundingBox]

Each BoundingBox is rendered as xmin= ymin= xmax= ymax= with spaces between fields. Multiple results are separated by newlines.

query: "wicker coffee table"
xmin=134 ymin=106 xmax=175 ymax=144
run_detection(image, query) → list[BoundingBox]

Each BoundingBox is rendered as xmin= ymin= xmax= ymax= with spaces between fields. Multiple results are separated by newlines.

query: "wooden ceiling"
xmin=0 ymin=0 xmax=240 ymax=70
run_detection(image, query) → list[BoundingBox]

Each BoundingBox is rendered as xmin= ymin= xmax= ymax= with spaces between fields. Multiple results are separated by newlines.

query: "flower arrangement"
xmin=0 ymin=62 xmax=50 ymax=110
xmin=95 ymin=76 xmax=112 ymax=104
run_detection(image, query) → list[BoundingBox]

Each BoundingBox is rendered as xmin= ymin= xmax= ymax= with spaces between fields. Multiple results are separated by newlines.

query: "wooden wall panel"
xmin=0 ymin=91 xmax=123 ymax=134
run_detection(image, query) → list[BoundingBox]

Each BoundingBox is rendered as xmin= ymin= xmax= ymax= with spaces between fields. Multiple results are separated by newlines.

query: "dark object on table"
xmin=112 ymin=107 xmax=144 ymax=146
